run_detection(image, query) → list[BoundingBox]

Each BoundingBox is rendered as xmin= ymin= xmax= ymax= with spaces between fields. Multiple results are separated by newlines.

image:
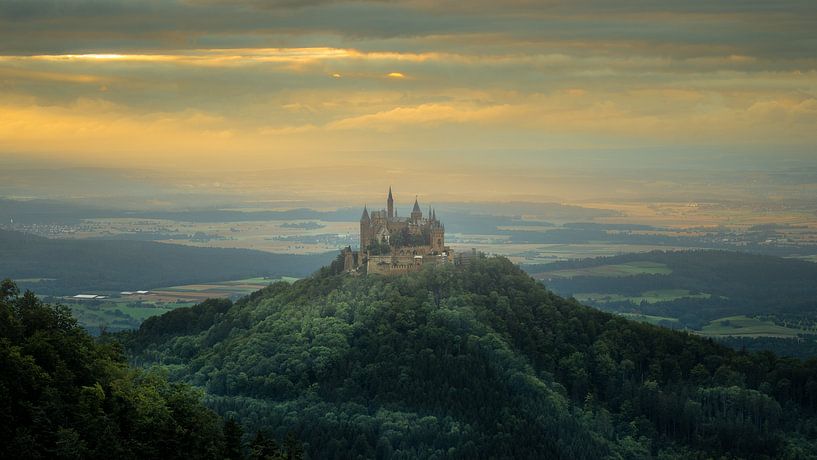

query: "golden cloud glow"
xmin=0 ymin=43 xmax=815 ymax=175
xmin=0 ymin=48 xmax=454 ymax=67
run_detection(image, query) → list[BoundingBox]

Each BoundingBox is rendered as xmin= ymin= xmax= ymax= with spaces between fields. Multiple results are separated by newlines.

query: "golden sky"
xmin=1 ymin=1 xmax=816 ymax=202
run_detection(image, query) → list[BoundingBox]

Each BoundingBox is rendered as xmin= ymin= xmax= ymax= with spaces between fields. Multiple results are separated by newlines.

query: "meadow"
xmin=540 ymin=261 xmax=672 ymax=278
xmin=700 ymin=315 xmax=812 ymax=338
xmin=61 ymin=276 xmax=296 ymax=333
xmin=575 ymin=289 xmax=709 ymax=304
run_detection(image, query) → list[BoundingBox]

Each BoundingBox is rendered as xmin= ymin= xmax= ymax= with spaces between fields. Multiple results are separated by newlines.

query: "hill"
xmin=523 ymin=250 xmax=817 ymax=357
xmin=0 ymin=279 xmax=256 ymax=459
xmin=0 ymin=229 xmax=333 ymax=295
xmin=126 ymin=256 xmax=817 ymax=458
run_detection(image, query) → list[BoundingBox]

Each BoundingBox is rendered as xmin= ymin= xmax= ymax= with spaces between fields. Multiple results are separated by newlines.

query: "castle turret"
xmin=411 ymin=197 xmax=422 ymax=222
xmin=431 ymin=225 xmax=445 ymax=253
xmin=360 ymin=205 xmax=371 ymax=252
xmin=387 ymin=187 xmax=394 ymax=219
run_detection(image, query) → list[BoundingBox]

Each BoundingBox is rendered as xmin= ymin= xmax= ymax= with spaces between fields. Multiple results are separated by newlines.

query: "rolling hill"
xmin=0 ymin=229 xmax=334 ymax=295
xmin=524 ymin=250 xmax=817 ymax=357
xmin=125 ymin=256 xmax=817 ymax=458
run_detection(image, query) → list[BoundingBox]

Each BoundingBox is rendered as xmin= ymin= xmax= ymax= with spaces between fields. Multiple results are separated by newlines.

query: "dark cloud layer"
xmin=1 ymin=0 xmax=816 ymax=58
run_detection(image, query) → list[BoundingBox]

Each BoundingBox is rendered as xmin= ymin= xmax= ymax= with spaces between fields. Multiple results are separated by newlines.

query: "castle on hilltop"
xmin=341 ymin=187 xmax=453 ymax=274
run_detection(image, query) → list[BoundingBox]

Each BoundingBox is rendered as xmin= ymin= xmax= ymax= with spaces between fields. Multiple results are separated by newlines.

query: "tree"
xmin=0 ymin=280 xmax=228 ymax=459
xmin=223 ymin=418 xmax=245 ymax=460
xmin=283 ymin=432 xmax=304 ymax=460
xmin=250 ymin=431 xmax=279 ymax=460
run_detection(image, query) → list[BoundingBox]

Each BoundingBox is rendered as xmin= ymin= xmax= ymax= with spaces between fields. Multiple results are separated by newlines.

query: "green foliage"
xmin=390 ymin=226 xmax=429 ymax=249
xmin=0 ymin=279 xmax=269 ymax=459
xmin=223 ymin=418 xmax=245 ymax=460
xmin=367 ymin=238 xmax=391 ymax=256
xmin=127 ymin=257 xmax=817 ymax=458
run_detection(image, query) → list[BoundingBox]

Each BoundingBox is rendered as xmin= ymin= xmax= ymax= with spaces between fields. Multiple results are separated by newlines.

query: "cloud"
xmin=0 ymin=0 xmax=815 ymax=175
xmin=326 ymin=103 xmax=514 ymax=131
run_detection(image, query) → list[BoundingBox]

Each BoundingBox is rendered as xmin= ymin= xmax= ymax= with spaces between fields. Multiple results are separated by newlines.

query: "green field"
xmin=65 ymin=302 xmax=176 ymax=333
xmin=700 ymin=315 xmax=810 ymax=338
xmin=62 ymin=276 xmax=299 ymax=334
xmin=575 ymin=289 xmax=709 ymax=304
xmin=617 ymin=312 xmax=679 ymax=326
xmin=163 ymin=276 xmax=296 ymax=292
xmin=116 ymin=302 xmax=197 ymax=320
xmin=542 ymin=261 xmax=672 ymax=279
xmin=614 ymin=313 xmax=810 ymax=339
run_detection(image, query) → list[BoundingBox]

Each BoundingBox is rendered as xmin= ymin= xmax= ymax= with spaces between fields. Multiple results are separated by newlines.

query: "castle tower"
xmin=387 ymin=187 xmax=394 ymax=219
xmin=360 ymin=205 xmax=371 ymax=252
xmin=431 ymin=224 xmax=445 ymax=253
xmin=411 ymin=197 xmax=423 ymax=223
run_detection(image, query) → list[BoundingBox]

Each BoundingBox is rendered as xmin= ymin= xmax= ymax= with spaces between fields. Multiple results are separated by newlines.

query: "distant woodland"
xmin=526 ymin=250 xmax=817 ymax=325
xmin=0 ymin=230 xmax=333 ymax=295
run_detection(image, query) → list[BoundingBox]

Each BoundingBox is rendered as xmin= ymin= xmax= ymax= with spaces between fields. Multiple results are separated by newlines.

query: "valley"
xmin=51 ymin=276 xmax=298 ymax=333
xmin=524 ymin=250 xmax=817 ymax=357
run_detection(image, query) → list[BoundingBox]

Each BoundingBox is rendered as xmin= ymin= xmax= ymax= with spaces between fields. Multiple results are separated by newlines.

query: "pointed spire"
xmin=361 ymin=204 xmax=370 ymax=221
xmin=432 ymin=208 xmax=436 ymax=221
xmin=412 ymin=196 xmax=421 ymax=213
xmin=387 ymin=186 xmax=394 ymax=219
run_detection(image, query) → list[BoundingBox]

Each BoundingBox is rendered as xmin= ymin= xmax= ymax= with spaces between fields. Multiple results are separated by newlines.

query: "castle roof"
xmin=412 ymin=197 xmax=421 ymax=213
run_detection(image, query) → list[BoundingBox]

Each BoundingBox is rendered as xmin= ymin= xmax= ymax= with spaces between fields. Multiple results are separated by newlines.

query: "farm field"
xmin=617 ymin=313 xmax=679 ymax=326
xmin=575 ymin=289 xmax=710 ymax=304
xmin=76 ymin=218 xmax=358 ymax=254
xmin=615 ymin=313 xmax=811 ymax=340
xmin=537 ymin=261 xmax=672 ymax=279
xmin=454 ymin=244 xmax=693 ymax=265
xmin=699 ymin=315 xmax=811 ymax=338
xmin=60 ymin=276 xmax=298 ymax=334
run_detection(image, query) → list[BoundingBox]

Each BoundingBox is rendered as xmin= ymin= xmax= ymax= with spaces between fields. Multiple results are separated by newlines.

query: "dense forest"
xmin=125 ymin=256 xmax=817 ymax=459
xmin=0 ymin=229 xmax=333 ymax=295
xmin=0 ymin=279 xmax=305 ymax=459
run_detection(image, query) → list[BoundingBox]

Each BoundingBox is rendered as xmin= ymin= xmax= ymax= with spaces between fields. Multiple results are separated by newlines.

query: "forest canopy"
xmin=126 ymin=256 xmax=817 ymax=459
xmin=0 ymin=279 xmax=303 ymax=459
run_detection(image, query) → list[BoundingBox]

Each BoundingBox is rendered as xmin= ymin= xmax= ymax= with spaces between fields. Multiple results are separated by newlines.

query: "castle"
xmin=341 ymin=187 xmax=453 ymax=274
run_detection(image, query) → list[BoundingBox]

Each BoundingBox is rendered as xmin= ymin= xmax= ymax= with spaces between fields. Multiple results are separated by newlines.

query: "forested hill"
xmin=126 ymin=256 xmax=817 ymax=458
xmin=0 ymin=280 xmax=236 ymax=458
xmin=524 ymin=250 xmax=817 ymax=325
xmin=0 ymin=229 xmax=333 ymax=295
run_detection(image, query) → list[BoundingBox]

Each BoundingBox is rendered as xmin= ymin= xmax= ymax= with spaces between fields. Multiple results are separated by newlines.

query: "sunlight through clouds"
xmin=0 ymin=0 xmax=815 ymax=173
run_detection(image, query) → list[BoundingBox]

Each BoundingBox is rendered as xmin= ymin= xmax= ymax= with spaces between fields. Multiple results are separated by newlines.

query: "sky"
xmin=1 ymin=0 xmax=816 ymax=204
